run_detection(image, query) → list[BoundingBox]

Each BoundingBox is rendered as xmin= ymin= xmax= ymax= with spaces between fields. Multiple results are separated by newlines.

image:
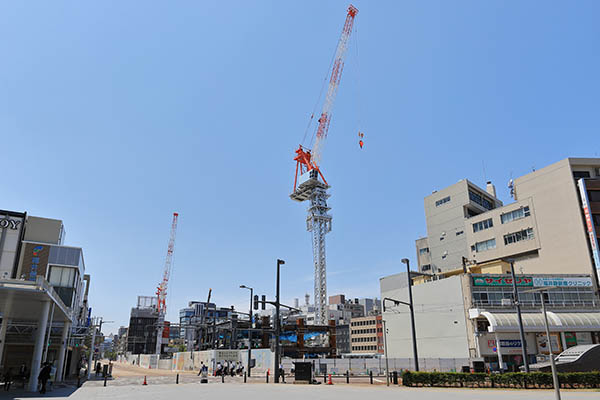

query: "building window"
xmin=421 ymin=264 xmax=431 ymax=271
xmin=593 ymin=214 xmax=600 ymax=226
xmin=500 ymin=206 xmax=530 ymax=224
xmin=473 ymin=218 xmax=493 ymax=233
xmin=435 ymin=196 xmax=451 ymax=207
xmin=48 ymin=266 xmax=77 ymax=307
xmin=573 ymin=171 xmax=591 ymax=179
xmin=588 ymin=191 xmax=600 ymax=202
xmin=419 ymin=247 xmax=429 ymax=255
xmin=469 ymin=190 xmax=495 ymax=210
xmin=456 ymin=230 xmax=464 ymax=236
xmin=504 ymin=228 xmax=534 ymax=245
xmin=472 ymin=238 xmax=496 ymax=253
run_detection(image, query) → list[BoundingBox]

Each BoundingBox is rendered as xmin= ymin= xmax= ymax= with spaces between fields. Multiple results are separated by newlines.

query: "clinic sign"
xmin=533 ymin=277 xmax=593 ymax=288
xmin=473 ymin=276 xmax=533 ymax=287
xmin=578 ymin=178 xmax=600 ymax=271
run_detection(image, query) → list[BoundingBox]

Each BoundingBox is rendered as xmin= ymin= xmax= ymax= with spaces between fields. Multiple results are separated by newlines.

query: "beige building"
xmin=350 ymin=315 xmax=383 ymax=354
xmin=417 ymin=158 xmax=600 ymax=291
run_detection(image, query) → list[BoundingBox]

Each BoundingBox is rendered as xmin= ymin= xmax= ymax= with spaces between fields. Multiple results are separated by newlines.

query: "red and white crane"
xmin=290 ymin=5 xmax=358 ymax=325
xmin=155 ymin=212 xmax=179 ymax=355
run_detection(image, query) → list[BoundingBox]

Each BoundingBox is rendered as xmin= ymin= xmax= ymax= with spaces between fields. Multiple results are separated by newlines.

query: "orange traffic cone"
xmin=143 ymin=376 xmax=147 ymax=385
xmin=327 ymin=374 xmax=333 ymax=385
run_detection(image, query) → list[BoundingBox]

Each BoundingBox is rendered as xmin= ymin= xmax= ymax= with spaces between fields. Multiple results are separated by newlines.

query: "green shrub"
xmin=401 ymin=371 xmax=600 ymax=389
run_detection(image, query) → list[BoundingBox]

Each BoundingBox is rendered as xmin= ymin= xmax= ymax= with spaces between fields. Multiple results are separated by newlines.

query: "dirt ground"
xmin=107 ymin=360 xmax=197 ymax=377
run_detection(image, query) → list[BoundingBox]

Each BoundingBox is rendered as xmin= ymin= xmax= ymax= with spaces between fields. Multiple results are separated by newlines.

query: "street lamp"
xmin=401 ymin=258 xmax=419 ymax=371
xmin=274 ymin=259 xmax=285 ymax=383
xmin=240 ymin=285 xmax=254 ymax=377
xmin=522 ymin=287 xmax=561 ymax=400
xmin=508 ymin=260 xmax=529 ymax=372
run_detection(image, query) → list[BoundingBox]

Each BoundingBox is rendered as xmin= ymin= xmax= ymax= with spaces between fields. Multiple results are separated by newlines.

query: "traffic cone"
xmin=143 ymin=376 xmax=147 ymax=385
xmin=327 ymin=374 xmax=333 ymax=385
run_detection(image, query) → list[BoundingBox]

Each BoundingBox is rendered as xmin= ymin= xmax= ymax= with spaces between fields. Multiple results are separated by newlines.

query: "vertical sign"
xmin=577 ymin=178 xmax=600 ymax=271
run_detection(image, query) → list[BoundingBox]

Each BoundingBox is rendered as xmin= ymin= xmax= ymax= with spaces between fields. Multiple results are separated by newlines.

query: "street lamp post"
xmin=401 ymin=258 xmax=419 ymax=371
xmin=509 ymin=260 xmax=529 ymax=372
xmin=274 ymin=259 xmax=285 ymax=383
xmin=382 ymin=319 xmax=390 ymax=386
xmin=523 ymin=287 xmax=561 ymax=400
xmin=240 ymin=285 xmax=254 ymax=377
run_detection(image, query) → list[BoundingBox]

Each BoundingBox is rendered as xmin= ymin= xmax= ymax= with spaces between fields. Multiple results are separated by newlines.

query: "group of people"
xmin=2 ymin=362 xmax=52 ymax=394
xmin=212 ymin=360 xmax=244 ymax=377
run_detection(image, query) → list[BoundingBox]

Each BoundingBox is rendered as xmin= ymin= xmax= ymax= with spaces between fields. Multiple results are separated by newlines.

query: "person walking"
xmin=230 ymin=361 xmax=236 ymax=377
xmin=38 ymin=363 xmax=52 ymax=394
xmin=3 ymin=368 xmax=13 ymax=391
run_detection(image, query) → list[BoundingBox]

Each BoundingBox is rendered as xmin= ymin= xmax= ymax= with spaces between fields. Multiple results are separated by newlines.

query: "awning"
xmin=475 ymin=311 xmax=600 ymax=333
xmin=0 ymin=277 xmax=72 ymax=322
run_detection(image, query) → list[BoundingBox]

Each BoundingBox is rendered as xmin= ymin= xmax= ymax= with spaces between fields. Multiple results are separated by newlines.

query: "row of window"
xmin=473 ymin=218 xmax=493 ymax=233
xmin=351 ymin=328 xmax=377 ymax=335
xmin=504 ymin=228 xmax=534 ymax=245
xmin=469 ymin=190 xmax=495 ymax=211
xmin=435 ymin=196 xmax=451 ymax=207
xmin=352 ymin=345 xmax=378 ymax=351
xmin=351 ymin=319 xmax=377 ymax=327
xmin=501 ymin=206 xmax=530 ymax=224
xmin=351 ymin=336 xmax=376 ymax=343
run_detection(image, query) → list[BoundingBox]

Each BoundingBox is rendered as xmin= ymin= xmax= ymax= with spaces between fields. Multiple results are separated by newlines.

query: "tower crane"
xmin=290 ymin=5 xmax=358 ymax=325
xmin=155 ymin=212 xmax=179 ymax=355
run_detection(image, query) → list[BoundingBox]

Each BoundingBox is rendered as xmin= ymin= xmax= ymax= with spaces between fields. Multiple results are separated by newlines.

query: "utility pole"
xmin=240 ymin=285 xmax=254 ymax=376
xmin=509 ymin=261 xmax=529 ymax=372
xmin=87 ymin=317 xmax=100 ymax=379
xmin=401 ymin=259 xmax=419 ymax=371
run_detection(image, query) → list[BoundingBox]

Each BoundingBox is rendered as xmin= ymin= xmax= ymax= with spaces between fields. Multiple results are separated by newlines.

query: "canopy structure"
xmin=0 ymin=277 xmax=71 ymax=322
xmin=477 ymin=311 xmax=600 ymax=333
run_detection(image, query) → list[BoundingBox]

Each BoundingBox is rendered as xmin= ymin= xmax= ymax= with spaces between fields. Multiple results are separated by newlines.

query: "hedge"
xmin=401 ymin=371 xmax=600 ymax=389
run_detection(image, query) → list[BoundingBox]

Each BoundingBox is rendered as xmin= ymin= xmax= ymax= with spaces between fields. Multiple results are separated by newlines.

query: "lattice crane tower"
xmin=155 ymin=212 xmax=179 ymax=355
xmin=290 ymin=5 xmax=358 ymax=325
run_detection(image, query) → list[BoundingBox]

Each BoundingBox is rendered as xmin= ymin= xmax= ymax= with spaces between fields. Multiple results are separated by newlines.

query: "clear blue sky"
xmin=2 ymin=1 xmax=599 ymax=334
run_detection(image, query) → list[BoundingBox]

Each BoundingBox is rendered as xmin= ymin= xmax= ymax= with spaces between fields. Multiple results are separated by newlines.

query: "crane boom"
xmin=310 ymin=4 xmax=358 ymax=169
xmin=155 ymin=212 xmax=179 ymax=355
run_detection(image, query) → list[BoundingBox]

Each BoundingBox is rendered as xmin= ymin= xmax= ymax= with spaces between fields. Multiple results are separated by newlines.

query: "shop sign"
xmin=488 ymin=339 xmax=522 ymax=348
xmin=576 ymin=332 xmax=593 ymax=345
xmin=0 ymin=218 xmax=20 ymax=230
xmin=532 ymin=277 xmax=593 ymax=287
xmin=29 ymin=245 xmax=43 ymax=281
xmin=565 ymin=332 xmax=577 ymax=348
xmin=473 ymin=276 xmax=533 ymax=287
xmin=536 ymin=333 xmax=561 ymax=355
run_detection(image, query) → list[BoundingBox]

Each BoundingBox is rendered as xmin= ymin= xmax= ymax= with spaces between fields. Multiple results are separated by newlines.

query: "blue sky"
xmin=2 ymin=1 xmax=599 ymax=333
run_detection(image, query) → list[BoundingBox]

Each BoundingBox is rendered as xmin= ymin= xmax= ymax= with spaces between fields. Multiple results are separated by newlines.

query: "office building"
xmin=350 ymin=315 xmax=384 ymax=354
xmin=0 ymin=210 xmax=92 ymax=391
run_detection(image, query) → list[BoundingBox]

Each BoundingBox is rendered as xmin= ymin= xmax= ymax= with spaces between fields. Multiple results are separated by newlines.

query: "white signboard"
xmin=533 ymin=277 xmax=593 ymax=288
xmin=0 ymin=212 xmax=25 ymax=279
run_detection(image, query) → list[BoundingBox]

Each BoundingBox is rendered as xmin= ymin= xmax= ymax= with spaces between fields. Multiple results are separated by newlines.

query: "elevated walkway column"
xmin=0 ymin=317 xmax=7 ymax=368
xmin=56 ymin=322 xmax=70 ymax=382
xmin=28 ymin=300 xmax=50 ymax=392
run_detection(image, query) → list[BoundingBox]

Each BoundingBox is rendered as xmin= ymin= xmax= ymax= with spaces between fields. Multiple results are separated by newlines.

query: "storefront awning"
xmin=0 ymin=277 xmax=72 ymax=322
xmin=476 ymin=311 xmax=600 ymax=333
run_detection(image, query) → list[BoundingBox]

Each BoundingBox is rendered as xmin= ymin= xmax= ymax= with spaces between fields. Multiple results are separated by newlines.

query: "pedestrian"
xmin=95 ymin=362 xmax=101 ymax=377
xmin=238 ymin=364 xmax=244 ymax=376
xmin=3 ymin=368 xmax=13 ymax=391
xmin=216 ymin=362 xmax=222 ymax=376
xmin=198 ymin=362 xmax=205 ymax=376
xmin=38 ymin=362 xmax=52 ymax=394
xmin=224 ymin=360 xmax=229 ymax=376
xmin=230 ymin=361 xmax=236 ymax=377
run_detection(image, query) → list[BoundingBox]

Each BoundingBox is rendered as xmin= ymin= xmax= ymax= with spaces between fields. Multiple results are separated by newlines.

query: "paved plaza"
xmin=1 ymin=382 xmax=599 ymax=400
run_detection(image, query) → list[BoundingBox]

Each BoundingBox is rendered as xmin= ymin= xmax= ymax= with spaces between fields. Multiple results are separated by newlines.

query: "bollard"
xmin=77 ymin=376 xmax=81 ymax=388
xmin=324 ymin=373 xmax=327 ymax=383
xmin=266 ymin=370 xmax=269 ymax=383
xmin=176 ymin=373 xmax=179 ymax=384
xmin=370 ymin=370 xmax=373 ymax=385
xmin=346 ymin=370 xmax=349 ymax=384
xmin=222 ymin=373 xmax=225 ymax=383
xmin=393 ymin=371 xmax=398 ymax=385
xmin=244 ymin=372 xmax=247 ymax=383
xmin=104 ymin=375 xmax=107 ymax=387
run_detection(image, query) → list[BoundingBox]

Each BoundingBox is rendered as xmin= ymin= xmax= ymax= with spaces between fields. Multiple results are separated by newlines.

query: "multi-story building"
xmin=0 ymin=211 xmax=92 ymax=392
xmin=358 ymin=298 xmax=381 ymax=315
xmin=385 ymin=158 xmax=600 ymax=371
xmin=381 ymin=269 xmax=600 ymax=371
xmin=178 ymin=301 xmax=233 ymax=350
xmin=127 ymin=296 xmax=159 ymax=354
xmin=415 ymin=158 xmax=600 ymax=287
xmin=350 ymin=315 xmax=384 ymax=354
xmin=335 ymin=324 xmax=351 ymax=354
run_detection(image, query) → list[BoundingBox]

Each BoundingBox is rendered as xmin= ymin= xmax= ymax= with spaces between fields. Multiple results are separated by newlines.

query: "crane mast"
xmin=155 ymin=212 xmax=179 ymax=355
xmin=291 ymin=5 xmax=358 ymax=326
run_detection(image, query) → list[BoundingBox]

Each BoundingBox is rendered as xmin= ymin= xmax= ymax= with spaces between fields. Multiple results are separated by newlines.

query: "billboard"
xmin=532 ymin=276 xmax=593 ymax=287
xmin=473 ymin=276 xmax=533 ymax=287
xmin=22 ymin=242 xmax=51 ymax=281
xmin=577 ymin=178 xmax=600 ymax=271
xmin=0 ymin=210 xmax=26 ymax=279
